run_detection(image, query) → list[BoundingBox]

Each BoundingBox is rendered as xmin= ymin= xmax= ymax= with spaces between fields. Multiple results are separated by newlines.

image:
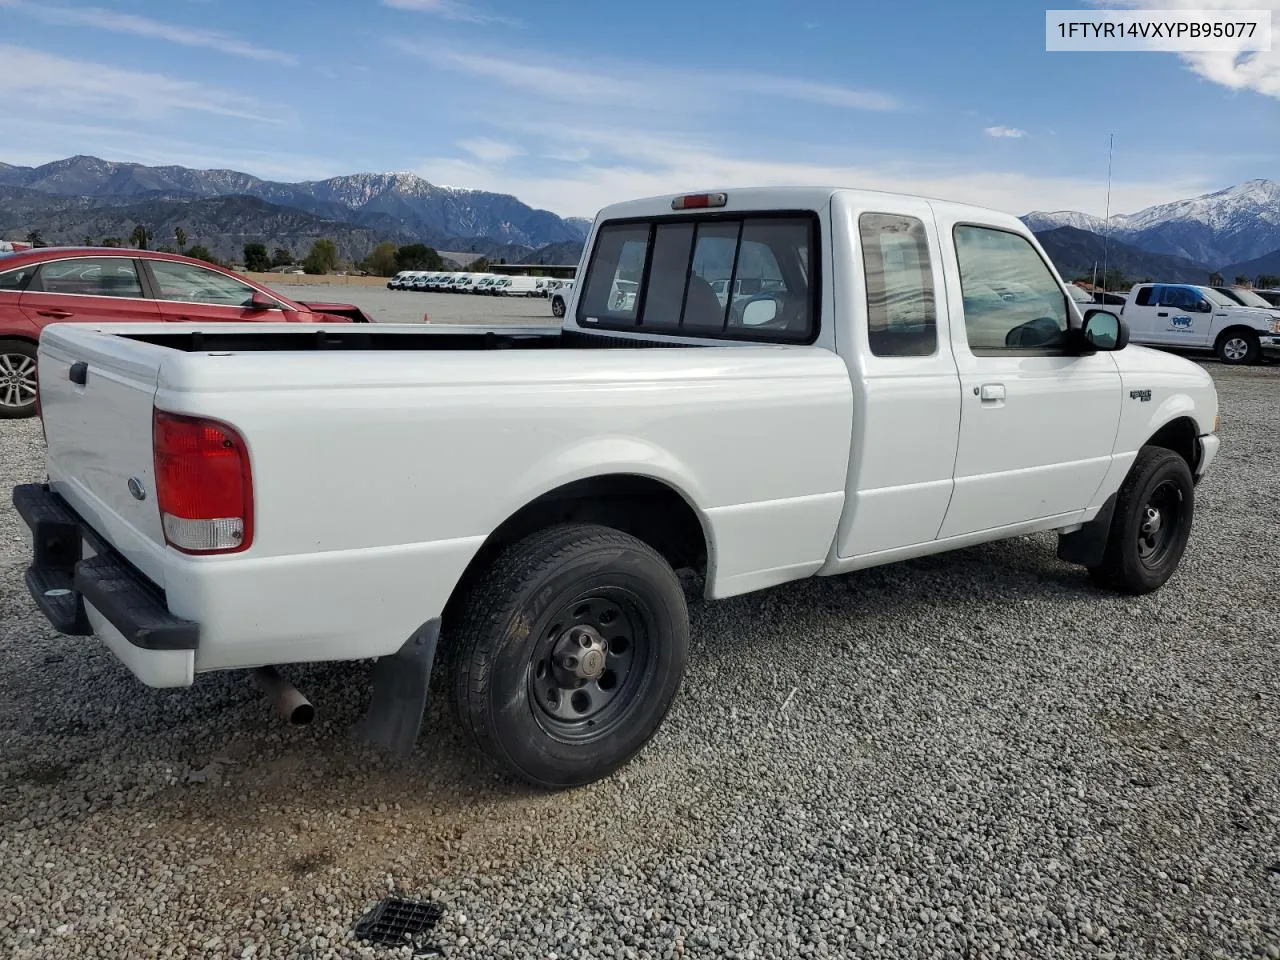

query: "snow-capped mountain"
xmin=1022 ymin=179 xmax=1280 ymax=268
xmin=0 ymin=155 xmax=587 ymax=248
xmin=1020 ymin=210 xmax=1110 ymax=234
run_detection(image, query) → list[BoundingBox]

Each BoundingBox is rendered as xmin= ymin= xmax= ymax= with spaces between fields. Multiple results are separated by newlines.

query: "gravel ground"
xmin=267 ymin=283 xmax=559 ymax=326
xmin=1 ymin=362 xmax=1278 ymax=960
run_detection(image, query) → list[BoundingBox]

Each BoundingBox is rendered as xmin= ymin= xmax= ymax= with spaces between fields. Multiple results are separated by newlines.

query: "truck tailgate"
xmin=38 ymin=326 xmax=168 ymax=587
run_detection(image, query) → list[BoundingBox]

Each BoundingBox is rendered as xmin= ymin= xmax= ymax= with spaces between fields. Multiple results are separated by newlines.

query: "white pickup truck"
xmin=13 ymin=187 xmax=1221 ymax=789
xmin=1120 ymin=282 xmax=1280 ymax=365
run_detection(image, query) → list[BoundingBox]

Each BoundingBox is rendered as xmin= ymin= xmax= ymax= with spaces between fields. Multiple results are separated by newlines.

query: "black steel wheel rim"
xmin=1137 ymin=478 xmax=1183 ymax=568
xmin=0 ymin=352 xmax=36 ymax=410
xmin=528 ymin=588 xmax=652 ymax=742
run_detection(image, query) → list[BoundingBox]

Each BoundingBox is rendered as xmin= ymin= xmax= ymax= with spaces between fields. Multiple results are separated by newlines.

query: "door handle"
xmin=979 ymin=383 xmax=1006 ymax=402
xmin=37 ymin=309 xmax=73 ymax=319
xmin=1157 ymin=312 xmax=1168 ymax=317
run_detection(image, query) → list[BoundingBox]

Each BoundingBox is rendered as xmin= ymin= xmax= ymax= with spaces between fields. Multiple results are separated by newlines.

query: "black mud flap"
xmin=356 ymin=619 xmax=440 ymax=757
xmin=1057 ymin=493 xmax=1117 ymax=568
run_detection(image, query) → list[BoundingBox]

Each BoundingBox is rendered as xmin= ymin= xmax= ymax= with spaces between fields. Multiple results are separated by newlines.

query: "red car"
xmin=0 ymin=247 xmax=371 ymax=418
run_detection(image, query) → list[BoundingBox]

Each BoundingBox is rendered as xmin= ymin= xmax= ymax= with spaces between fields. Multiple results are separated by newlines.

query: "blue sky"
xmin=1 ymin=0 xmax=1277 ymax=219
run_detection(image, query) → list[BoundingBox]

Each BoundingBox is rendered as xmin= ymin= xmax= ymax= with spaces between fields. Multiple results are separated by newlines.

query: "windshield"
xmin=1226 ymin=287 xmax=1273 ymax=308
xmin=1201 ymin=288 xmax=1236 ymax=307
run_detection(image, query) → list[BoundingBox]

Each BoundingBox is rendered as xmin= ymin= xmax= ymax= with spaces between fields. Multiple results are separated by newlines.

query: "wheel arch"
xmin=441 ymin=472 xmax=712 ymax=632
xmin=1144 ymin=415 xmax=1201 ymax=473
xmin=1214 ymin=324 xmax=1260 ymax=351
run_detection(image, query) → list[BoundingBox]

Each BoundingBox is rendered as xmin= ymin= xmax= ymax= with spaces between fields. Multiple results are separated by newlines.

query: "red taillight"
xmin=671 ymin=192 xmax=727 ymax=210
xmin=153 ymin=410 xmax=253 ymax=554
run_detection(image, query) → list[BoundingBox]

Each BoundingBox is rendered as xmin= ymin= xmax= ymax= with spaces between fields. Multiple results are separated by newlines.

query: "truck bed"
xmin=119 ymin=323 xmax=692 ymax=353
xmin=33 ymin=320 xmax=854 ymax=680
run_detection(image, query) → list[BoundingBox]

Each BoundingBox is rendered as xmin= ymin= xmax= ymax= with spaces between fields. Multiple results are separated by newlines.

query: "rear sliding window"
xmin=576 ymin=214 xmax=817 ymax=342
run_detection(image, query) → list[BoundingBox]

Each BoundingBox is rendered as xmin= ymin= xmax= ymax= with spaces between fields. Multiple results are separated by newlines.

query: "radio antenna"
xmin=1101 ymin=133 xmax=1114 ymax=291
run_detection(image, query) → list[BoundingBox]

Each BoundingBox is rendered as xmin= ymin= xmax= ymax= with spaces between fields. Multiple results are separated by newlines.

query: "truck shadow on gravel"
xmin=0 ymin=531 xmax=1184 ymax=900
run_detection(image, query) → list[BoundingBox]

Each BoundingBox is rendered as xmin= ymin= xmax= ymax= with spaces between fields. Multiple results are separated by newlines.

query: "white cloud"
xmin=0 ymin=45 xmax=284 ymax=123
xmin=985 ymin=125 xmax=1027 ymax=138
xmin=1098 ymin=0 xmax=1280 ymax=98
xmin=417 ymin=125 xmax=1208 ymax=221
xmin=10 ymin=3 xmax=298 ymax=64
xmin=395 ymin=41 xmax=902 ymax=113
xmin=381 ymin=0 xmax=517 ymax=26
xmin=457 ymin=138 xmax=524 ymax=163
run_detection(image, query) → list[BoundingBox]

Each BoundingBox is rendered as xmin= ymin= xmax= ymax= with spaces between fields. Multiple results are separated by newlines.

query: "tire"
xmin=1088 ymin=446 xmax=1195 ymax=594
xmin=444 ymin=522 xmax=689 ymax=789
xmin=0 ymin=339 xmax=38 ymax=419
xmin=551 ymin=296 xmax=566 ymax=319
xmin=1216 ymin=329 xmax=1259 ymax=365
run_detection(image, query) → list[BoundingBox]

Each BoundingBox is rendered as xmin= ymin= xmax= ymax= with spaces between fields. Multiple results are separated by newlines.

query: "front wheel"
xmin=1216 ymin=329 xmax=1259 ymax=365
xmin=0 ymin=339 xmax=38 ymax=419
xmin=444 ymin=523 xmax=689 ymax=788
xmin=1088 ymin=446 xmax=1195 ymax=594
xmin=551 ymin=297 xmax=566 ymax=318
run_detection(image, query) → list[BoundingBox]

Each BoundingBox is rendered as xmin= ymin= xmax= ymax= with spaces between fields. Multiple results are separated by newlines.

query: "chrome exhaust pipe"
xmin=252 ymin=666 xmax=315 ymax=726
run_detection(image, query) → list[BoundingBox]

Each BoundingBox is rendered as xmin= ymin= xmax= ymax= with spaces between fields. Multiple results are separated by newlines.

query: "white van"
xmin=500 ymin=276 xmax=540 ymax=297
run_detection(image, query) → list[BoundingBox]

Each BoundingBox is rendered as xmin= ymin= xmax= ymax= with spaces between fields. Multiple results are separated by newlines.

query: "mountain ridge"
xmin=1021 ymin=179 xmax=1280 ymax=267
xmin=0 ymin=155 xmax=591 ymax=250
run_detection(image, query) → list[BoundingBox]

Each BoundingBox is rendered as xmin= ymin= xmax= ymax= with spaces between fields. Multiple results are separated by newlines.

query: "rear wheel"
xmin=0 ymin=339 xmax=38 ymax=419
xmin=445 ymin=523 xmax=689 ymax=788
xmin=1088 ymin=446 xmax=1195 ymax=594
xmin=1216 ymin=329 xmax=1259 ymax=365
xmin=552 ymin=296 xmax=566 ymax=318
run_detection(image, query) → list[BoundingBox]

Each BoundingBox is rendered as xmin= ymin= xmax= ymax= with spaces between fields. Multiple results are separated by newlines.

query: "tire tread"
xmin=1088 ymin=445 xmax=1193 ymax=594
xmin=443 ymin=522 xmax=683 ymax=787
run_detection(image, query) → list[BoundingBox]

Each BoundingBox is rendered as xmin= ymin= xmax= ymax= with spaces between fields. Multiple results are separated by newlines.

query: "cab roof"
xmin=593 ymin=186 xmax=1029 ymax=233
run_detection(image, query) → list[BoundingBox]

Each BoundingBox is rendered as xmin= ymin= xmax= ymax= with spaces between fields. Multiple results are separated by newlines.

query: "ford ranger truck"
xmin=13 ymin=187 xmax=1221 ymax=789
xmin=1120 ymin=281 xmax=1280 ymax=365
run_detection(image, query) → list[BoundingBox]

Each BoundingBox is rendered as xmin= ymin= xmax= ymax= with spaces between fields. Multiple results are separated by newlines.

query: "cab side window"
xmin=953 ymin=225 xmax=1068 ymax=354
xmin=859 ymin=213 xmax=937 ymax=357
xmin=1134 ymin=286 xmax=1156 ymax=306
xmin=1159 ymin=287 xmax=1197 ymax=310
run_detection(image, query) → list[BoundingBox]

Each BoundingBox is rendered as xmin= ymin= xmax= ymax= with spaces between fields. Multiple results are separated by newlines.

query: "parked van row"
xmin=387 ymin=271 xmax=570 ymax=298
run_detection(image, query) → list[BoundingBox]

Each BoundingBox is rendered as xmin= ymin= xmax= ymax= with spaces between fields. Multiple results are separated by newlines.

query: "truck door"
xmin=934 ymin=220 xmax=1122 ymax=539
xmin=1150 ymin=285 xmax=1208 ymax=346
xmin=836 ymin=202 xmax=962 ymax=558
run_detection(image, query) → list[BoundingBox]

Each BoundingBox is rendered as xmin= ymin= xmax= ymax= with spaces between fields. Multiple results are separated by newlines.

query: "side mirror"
xmin=1198 ymin=299 xmax=1213 ymax=313
xmin=248 ymin=291 xmax=278 ymax=311
xmin=741 ymin=297 xmax=779 ymax=326
xmin=1082 ymin=309 xmax=1128 ymax=350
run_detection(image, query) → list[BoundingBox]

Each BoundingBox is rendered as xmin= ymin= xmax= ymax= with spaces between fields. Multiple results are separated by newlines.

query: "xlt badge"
xmin=1129 ymin=389 xmax=1152 ymax=402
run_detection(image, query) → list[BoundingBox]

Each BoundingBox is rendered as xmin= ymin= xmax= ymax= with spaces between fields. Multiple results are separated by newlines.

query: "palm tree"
xmin=174 ymin=226 xmax=187 ymax=253
xmin=129 ymin=224 xmax=149 ymax=250
xmin=24 ymin=230 xmax=44 ymax=247
xmin=83 ymin=235 xmax=94 ymax=247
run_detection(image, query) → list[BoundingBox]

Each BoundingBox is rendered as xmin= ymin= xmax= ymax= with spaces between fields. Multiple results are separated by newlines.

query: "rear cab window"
xmin=576 ymin=213 xmax=818 ymax=342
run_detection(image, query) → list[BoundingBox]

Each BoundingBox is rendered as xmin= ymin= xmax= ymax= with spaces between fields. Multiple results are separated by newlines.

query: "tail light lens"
xmin=153 ymin=410 xmax=253 ymax=554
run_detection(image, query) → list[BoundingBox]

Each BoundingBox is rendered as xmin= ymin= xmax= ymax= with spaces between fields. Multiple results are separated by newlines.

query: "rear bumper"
xmin=13 ymin=483 xmax=198 ymax=685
